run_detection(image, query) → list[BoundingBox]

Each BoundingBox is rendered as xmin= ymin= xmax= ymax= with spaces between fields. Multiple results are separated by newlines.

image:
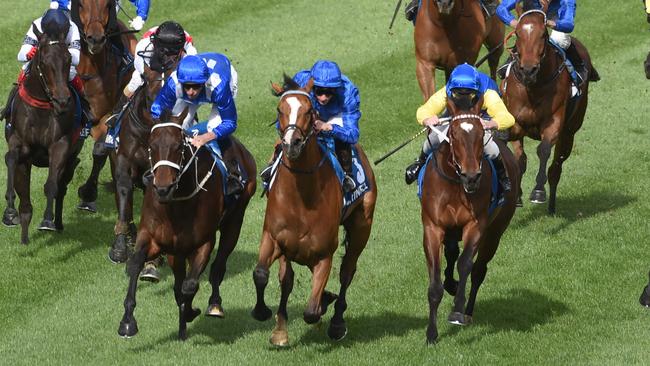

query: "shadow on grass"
xmin=512 ymin=189 xmax=636 ymax=233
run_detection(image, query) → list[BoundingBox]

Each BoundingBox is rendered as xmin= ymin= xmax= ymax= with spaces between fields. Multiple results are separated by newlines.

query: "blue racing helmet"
xmin=446 ymin=63 xmax=480 ymax=97
xmin=310 ymin=60 xmax=343 ymax=88
xmin=177 ymin=55 xmax=210 ymax=84
xmin=41 ymin=9 xmax=70 ymax=37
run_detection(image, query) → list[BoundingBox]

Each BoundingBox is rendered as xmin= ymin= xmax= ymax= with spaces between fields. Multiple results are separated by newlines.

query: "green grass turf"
xmin=1 ymin=0 xmax=650 ymax=364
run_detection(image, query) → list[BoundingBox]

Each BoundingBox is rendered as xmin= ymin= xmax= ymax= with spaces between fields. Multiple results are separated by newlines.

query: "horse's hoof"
xmin=38 ymin=220 xmax=56 ymax=231
xmin=77 ymin=201 xmax=97 ymax=213
xmin=251 ymin=305 xmax=273 ymax=321
xmin=320 ymin=290 xmax=339 ymax=315
xmin=55 ymin=221 xmax=63 ymax=231
xmin=426 ymin=326 xmax=438 ymax=345
xmin=270 ymin=329 xmax=289 ymax=347
xmin=206 ymin=303 xmax=225 ymax=318
xmin=327 ymin=321 xmax=347 ymax=341
xmin=516 ymin=197 xmax=523 ymax=207
xmin=303 ymin=311 xmax=321 ymax=325
xmin=443 ymin=278 xmax=458 ymax=296
xmin=447 ymin=311 xmax=467 ymax=326
xmin=118 ymin=320 xmax=138 ymax=338
xmin=139 ymin=263 xmax=160 ymax=283
xmin=640 ymin=286 xmax=650 ymax=307
xmin=108 ymin=239 xmax=128 ymax=264
xmin=529 ymin=189 xmax=546 ymax=204
xmin=2 ymin=208 xmax=19 ymax=227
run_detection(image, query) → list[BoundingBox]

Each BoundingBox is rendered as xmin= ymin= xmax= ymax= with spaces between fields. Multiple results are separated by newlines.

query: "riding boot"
xmin=405 ymin=0 xmax=419 ymax=22
xmin=70 ymin=75 xmax=95 ymax=123
xmin=107 ymin=93 xmax=130 ymax=129
xmin=1 ymin=83 xmax=19 ymax=122
xmin=405 ymin=150 xmax=427 ymax=185
xmin=335 ymin=141 xmax=356 ymax=193
xmin=219 ymin=138 xmax=244 ymax=196
xmin=564 ymin=41 xmax=586 ymax=86
xmin=260 ymin=143 xmax=282 ymax=187
xmin=492 ymin=155 xmax=511 ymax=192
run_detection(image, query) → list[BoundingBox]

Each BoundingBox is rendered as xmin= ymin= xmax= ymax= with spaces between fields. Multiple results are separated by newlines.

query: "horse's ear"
xmin=32 ymin=22 xmax=43 ymax=41
xmin=175 ymin=107 xmax=190 ymax=124
xmin=304 ymin=78 xmax=314 ymax=94
xmin=539 ymin=0 xmax=550 ymax=12
xmin=270 ymin=81 xmax=283 ymax=96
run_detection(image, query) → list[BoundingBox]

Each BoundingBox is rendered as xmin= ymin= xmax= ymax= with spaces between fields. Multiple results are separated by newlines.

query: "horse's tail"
xmin=589 ymin=65 xmax=601 ymax=82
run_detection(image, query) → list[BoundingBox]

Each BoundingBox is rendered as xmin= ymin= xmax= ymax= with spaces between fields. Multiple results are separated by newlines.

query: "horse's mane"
xmin=522 ymin=0 xmax=543 ymax=12
xmin=271 ymin=73 xmax=301 ymax=97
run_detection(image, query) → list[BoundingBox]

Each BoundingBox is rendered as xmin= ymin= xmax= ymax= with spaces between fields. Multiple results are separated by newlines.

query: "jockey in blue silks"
xmin=150 ymin=53 xmax=244 ymax=195
xmin=260 ymin=60 xmax=361 ymax=193
xmin=50 ymin=0 xmax=150 ymax=30
xmin=496 ymin=0 xmax=585 ymax=94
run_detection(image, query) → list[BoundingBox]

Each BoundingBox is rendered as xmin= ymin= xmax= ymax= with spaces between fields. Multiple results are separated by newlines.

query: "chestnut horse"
xmin=415 ymin=0 xmax=505 ymax=99
xmin=420 ymin=94 xmax=519 ymax=344
xmin=71 ymin=0 xmax=137 ymax=212
xmin=251 ymin=77 xmax=377 ymax=346
xmin=501 ymin=4 xmax=599 ymax=214
xmin=117 ymin=110 xmax=257 ymax=340
xmin=2 ymin=26 xmax=86 ymax=244
xmin=108 ymin=65 xmax=171 ymax=263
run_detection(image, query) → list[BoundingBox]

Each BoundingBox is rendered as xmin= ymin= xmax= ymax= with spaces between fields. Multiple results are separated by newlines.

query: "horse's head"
xmin=33 ymin=24 xmax=72 ymax=114
xmin=271 ymin=75 xmax=316 ymax=161
xmin=447 ymin=89 xmax=485 ymax=194
xmin=148 ymin=108 xmax=190 ymax=202
xmin=75 ymin=0 xmax=116 ymax=54
xmin=435 ymin=0 xmax=455 ymax=15
xmin=514 ymin=6 xmax=549 ymax=84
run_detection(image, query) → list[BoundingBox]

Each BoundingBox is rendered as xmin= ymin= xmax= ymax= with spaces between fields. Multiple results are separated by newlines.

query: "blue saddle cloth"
xmin=417 ymin=153 xmax=504 ymax=216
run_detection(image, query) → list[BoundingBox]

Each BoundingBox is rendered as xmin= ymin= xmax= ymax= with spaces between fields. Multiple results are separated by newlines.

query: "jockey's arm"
xmin=496 ymin=0 xmax=518 ymax=26
xmin=551 ymin=0 xmax=576 ymax=33
xmin=128 ymin=0 xmax=151 ymax=21
xmin=150 ymin=76 xmax=177 ymax=120
xmin=416 ymin=87 xmax=447 ymax=125
xmin=483 ymin=90 xmax=515 ymax=130
xmin=66 ymin=22 xmax=82 ymax=66
xmin=17 ymin=23 xmax=38 ymax=62
xmin=326 ymin=87 xmax=360 ymax=145
xmin=207 ymin=86 xmax=237 ymax=139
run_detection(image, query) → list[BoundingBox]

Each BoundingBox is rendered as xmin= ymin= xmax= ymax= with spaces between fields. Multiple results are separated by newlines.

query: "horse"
xmin=108 ymin=65 xmax=171 ymax=264
xmin=415 ymin=0 xmax=505 ymax=99
xmin=419 ymin=91 xmax=519 ymax=344
xmin=644 ymin=51 xmax=650 ymax=79
xmin=251 ymin=77 xmax=377 ymax=346
xmin=71 ymin=0 xmax=137 ymax=212
xmin=2 ymin=25 xmax=86 ymax=244
xmin=500 ymin=2 xmax=599 ymax=214
xmin=117 ymin=109 xmax=257 ymax=340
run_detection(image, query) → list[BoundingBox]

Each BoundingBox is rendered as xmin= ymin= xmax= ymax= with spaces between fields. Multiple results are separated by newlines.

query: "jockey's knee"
xmin=550 ymin=30 xmax=571 ymax=50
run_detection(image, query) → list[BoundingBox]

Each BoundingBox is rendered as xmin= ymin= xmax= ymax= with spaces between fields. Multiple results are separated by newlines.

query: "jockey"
xmin=405 ymin=0 xmax=499 ymax=23
xmin=496 ymin=0 xmax=583 ymax=92
xmin=50 ymin=0 xmax=150 ymax=31
xmin=404 ymin=63 xmax=514 ymax=192
xmin=100 ymin=20 xmax=197 ymax=152
xmin=260 ymin=60 xmax=361 ymax=193
xmin=150 ymin=53 xmax=243 ymax=195
xmin=2 ymin=8 xmax=91 ymax=122
xmin=646 ymin=0 xmax=650 ymax=23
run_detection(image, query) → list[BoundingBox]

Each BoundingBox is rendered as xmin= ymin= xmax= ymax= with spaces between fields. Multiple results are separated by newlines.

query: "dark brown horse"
xmin=117 ymin=109 xmax=257 ymax=340
xmin=2 ymin=26 xmax=85 ymax=244
xmin=71 ymin=0 xmax=137 ymax=212
xmin=500 ymin=5 xmax=599 ymax=214
xmin=415 ymin=0 xmax=504 ymax=99
xmin=251 ymin=77 xmax=377 ymax=346
xmin=420 ymin=94 xmax=519 ymax=344
xmin=108 ymin=65 xmax=170 ymax=263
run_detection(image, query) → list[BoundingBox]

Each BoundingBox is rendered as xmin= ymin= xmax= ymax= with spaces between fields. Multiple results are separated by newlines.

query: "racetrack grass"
xmin=1 ymin=1 xmax=649 ymax=364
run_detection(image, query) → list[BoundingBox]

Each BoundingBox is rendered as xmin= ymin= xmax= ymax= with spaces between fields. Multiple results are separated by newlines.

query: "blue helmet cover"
xmin=446 ymin=63 xmax=480 ymax=97
xmin=177 ymin=55 xmax=210 ymax=84
xmin=310 ymin=60 xmax=343 ymax=88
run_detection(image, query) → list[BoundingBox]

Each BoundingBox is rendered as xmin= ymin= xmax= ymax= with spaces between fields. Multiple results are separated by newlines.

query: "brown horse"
xmin=2 ymin=26 xmax=86 ymax=244
xmin=415 ymin=0 xmax=505 ymax=99
xmin=71 ymin=0 xmax=137 ymax=212
xmin=108 ymin=65 xmax=170 ymax=263
xmin=420 ymin=93 xmax=519 ymax=344
xmin=251 ymin=77 xmax=377 ymax=346
xmin=117 ymin=110 xmax=257 ymax=340
xmin=500 ymin=5 xmax=599 ymax=214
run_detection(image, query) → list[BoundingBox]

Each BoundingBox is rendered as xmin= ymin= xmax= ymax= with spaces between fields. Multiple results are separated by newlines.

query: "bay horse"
xmin=500 ymin=3 xmax=599 ymax=214
xmin=117 ymin=109 xmax=257 ymax=340
xmin=415 ymin=0 xmax=505 ymax=99
xmin=251 ymin=77 xmax=377 ymax=346
xmin=2 ymin=25 xmax=86 ymax=244
xmin=71 ymin=0 xmax=137 ymax=212
xmin=108 ymin=65 xmax=171 ymax=264
xmin=420 ymin=92 xmax=519 ymax=344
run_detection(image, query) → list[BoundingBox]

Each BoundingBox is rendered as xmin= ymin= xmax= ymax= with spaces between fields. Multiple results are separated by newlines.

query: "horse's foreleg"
xmin=3 ymin=146 xmax=19 ymax=227
xmin=77 ymin=145 xmax=109 ymax=212
xmin=270 ymin=256 xmax=294 ymax=347
xmin=118 ymin=232 xmax=150 ymax=338
xmin=54 ymin=154 xmax=81 ymax=231
xmin=304 ymin=256 xmax=333 ymax=325
xmin=14 ymin=161 xmax=33 ymax=245
xmin=510 ymin=138 xmax=527 ymax=206
xmin=176 ymin=242 xmax=213 ymax=340
xmin=40 ymin=141 xmax=69 ymax=231
xmin=423 ymin=222 xmax=445 ymax=344
xmin=530 ymin=138 xmax=553 ymax=204
xmin=449 ymin=223 xmax=481 ymax=326
xmin=252 ymin=231 xmax=280 ymax=321
xmin=416 ymin=58 xmax=436 ymax=101
xmin=548 ymin=128 xmax=579 ymax=215
xmin=464 ymin=229 xmax=501 ymax=321
xmin=443 ymin=233 xmax=460 ymax=295
xmin=110 ymin=156 xmax=135 ymax=263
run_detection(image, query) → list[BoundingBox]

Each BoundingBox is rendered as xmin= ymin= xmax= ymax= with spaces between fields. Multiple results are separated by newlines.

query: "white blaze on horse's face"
xmin=460 ymin=122 xmax=474 ymax=133
xmin=522 ymin=24 xmax=534 ymax=36
xmin=282 ymin=96 xmax=302 ymax=145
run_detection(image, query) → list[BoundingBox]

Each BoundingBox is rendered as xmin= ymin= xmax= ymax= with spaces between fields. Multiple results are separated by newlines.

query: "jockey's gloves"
xmin=50 ymin=1 xmax=59 ymax=9
xmin=129 ymin=16 xmax=144 ymax=31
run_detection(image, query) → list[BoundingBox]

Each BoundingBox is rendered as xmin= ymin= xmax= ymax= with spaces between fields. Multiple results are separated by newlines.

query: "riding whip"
xmin=373 ymin=117 xmax=451 ymax=165
xmin=389 ymin=0 xmax=404 ymax=30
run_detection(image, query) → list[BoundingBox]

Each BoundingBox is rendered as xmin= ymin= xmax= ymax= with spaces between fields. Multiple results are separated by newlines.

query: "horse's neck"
xmin=23 ymin=62 xmax=50 ymax=100
xmin=435 ymin=143 xmax=460 ymax=181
